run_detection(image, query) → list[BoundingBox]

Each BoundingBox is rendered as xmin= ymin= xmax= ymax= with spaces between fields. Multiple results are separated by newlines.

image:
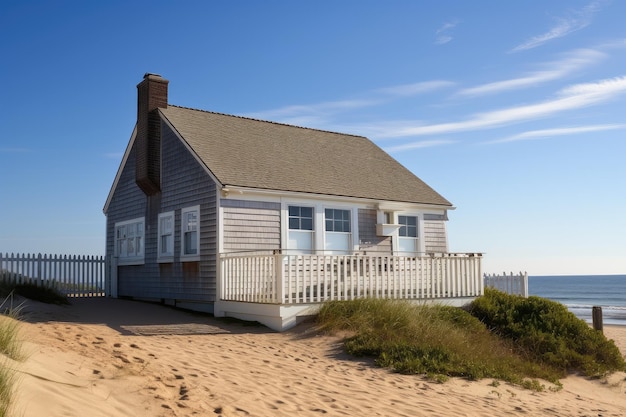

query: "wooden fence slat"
xmin=0 ymin=252 xmax=107 ymax=298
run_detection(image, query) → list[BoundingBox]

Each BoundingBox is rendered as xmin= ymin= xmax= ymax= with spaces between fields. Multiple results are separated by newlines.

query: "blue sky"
xmin=1 ymin=0 xmax=625 ymax=275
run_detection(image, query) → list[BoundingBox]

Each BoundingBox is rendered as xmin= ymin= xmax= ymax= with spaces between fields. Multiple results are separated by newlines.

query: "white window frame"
xmin=181 ymin=205 xmax=200 ymax=261
xmin=157 ymin=211 xmax=175 ymax=262
xmin=397 ymin=214 xmax=420 ymax=255
xmin=287 ymin=205 xmax=315 ymax=254
xmin=114 ymin=217 xmax=145 ymax=265
xmin=324 ymin=207 xmax=352 ymax=254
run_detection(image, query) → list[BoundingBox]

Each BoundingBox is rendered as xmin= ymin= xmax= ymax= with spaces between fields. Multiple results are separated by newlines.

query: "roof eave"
xmin=220 ymin=185 xmax=454 ymax=210
xmin=103 ymin=125 xmax=137 ymax=215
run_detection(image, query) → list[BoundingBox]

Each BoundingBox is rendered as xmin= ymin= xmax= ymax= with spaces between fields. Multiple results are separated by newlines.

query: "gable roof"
xmin=159 ymin=105 xmax=452 ymax=207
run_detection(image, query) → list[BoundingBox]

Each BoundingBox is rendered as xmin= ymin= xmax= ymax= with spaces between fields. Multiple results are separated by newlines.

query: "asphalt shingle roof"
xmin=159 ymin=105 xmax=452 ymax=206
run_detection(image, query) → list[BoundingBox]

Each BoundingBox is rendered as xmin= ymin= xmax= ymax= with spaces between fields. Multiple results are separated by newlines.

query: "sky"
xmin=1 ymin=0 xmax=625 ymax=276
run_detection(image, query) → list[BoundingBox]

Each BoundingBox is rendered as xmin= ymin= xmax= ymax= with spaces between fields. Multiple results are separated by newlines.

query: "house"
xmin=103 ymin=73 xmax=483 ymax=331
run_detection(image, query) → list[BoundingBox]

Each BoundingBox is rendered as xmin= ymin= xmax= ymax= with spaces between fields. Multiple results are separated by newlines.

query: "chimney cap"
xmin=143 ymin=72 xmax=166 ymax=80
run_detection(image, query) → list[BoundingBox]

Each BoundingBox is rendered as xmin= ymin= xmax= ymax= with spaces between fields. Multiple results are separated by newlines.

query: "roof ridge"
xmin=167 ymin=104 xmax=366 ymax=139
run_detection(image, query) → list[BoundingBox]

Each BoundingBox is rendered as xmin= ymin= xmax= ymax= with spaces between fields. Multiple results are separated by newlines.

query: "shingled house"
xmin=103 ymin=74 xmax=482 ymax=330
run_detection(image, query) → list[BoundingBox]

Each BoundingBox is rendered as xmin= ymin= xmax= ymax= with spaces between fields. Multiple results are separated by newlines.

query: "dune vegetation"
xmin=0 ymin=295 xmax=25 ymax=417
xmin=0 ymin=280 xmax=69 ymax=416
xmin=317 ymin=288 xmax=625 ymax=390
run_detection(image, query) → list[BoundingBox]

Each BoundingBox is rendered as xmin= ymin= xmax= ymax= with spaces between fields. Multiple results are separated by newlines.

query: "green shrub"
xmin=0 ymin=280 xmax=69 ymax=305
xmin=317 ymin=298 xmax=559 ymax=387
xmin=468 ymin=288 xmax=625 ymax=378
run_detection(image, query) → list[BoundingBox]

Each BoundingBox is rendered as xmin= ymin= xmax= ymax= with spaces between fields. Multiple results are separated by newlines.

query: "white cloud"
xmin=385 ymin=139 xmax=457 ymax=153
xmin=245 ymin=80 xmax=454 ymax=127
xmin=485 ymin=124 xmax=626 ymax=144
xmin=376 ymin=75 xmax=626 ymax=138
xmin=510 ymin=0 xmax=606 ymax=52
xmin=435 ymin=21 xmax=459 ymax=45
xmin=377 ymin=81 xmax=455 ymax=97
xmin=458 ymin=49 xmax=606 ymax=96
xmin=245 ymin=99 xmax=378 ymax=122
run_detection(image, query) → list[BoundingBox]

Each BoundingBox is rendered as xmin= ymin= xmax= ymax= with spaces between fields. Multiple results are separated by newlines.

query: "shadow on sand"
xmin=16 ymin=296 xmax=272 ymax=337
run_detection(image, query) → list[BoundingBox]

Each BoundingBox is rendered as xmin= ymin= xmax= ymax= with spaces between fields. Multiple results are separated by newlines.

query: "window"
xmin=288 ymin=206 xmax=314 ymax=253
xmin=289 ymin=206 xmax=313 ymax=230
xmin=115 ymin=217 xmax=144 ymax=264
xmin=157 ymin=211 xmax=174 ymax=261
xmin=398 ymin=215 xmax=417 ymax=237
xmin=398 ymin=215 xmax=418 ymax=254
xmin=324 ymin=208 xmax=352 ymax=253
xmin=325 ymin=209 xmax=350 ymax=232
xmin=181 ymin=206 xmax=200 ymax=259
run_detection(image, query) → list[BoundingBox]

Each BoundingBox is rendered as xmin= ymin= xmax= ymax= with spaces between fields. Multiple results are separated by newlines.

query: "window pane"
xmin=325 ymin=209 xmax=350 ymax=232
xmin=325 ymin=233 xmax=350 ymax=252
xmin=398 ymin=216 xmax=417 ymax=237
xmin=288 ymin=230 xmax=313 ymax=252
xmin=289 ymin=206 xmax=313 ymax=230
xmin=398 ymin=237 xmax=416 ymax=253
xmin=185 ymin=231 xmax=198 ymax=255
xmin=185 ymin=212 xmax=197 ymax=231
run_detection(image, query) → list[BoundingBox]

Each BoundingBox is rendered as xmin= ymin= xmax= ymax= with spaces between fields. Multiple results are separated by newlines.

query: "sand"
xmin=6 ymin=297 xmax=626 ymax=417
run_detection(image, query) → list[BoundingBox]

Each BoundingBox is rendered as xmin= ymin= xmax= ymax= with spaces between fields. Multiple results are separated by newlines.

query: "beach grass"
xmin=317 ymin=290 xmax=625 ymax=389
xmin=0 ymin=295 xmax=25 ymax=417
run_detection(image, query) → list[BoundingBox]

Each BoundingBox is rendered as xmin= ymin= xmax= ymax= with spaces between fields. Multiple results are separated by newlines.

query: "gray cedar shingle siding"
xmin=222 ymin=200 xmax=281 ymax=254
xmin=160 ymin=106 xmax=452 ymax=207
xmin=423 ymin=221 xmax=447 ymax=253
xmin=106 ymin=121 xmax=217 ymax=302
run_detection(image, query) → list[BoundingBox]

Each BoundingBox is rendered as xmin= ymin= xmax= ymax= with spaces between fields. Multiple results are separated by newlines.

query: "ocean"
xmin=529 ymin=275 xmax=626 ymax=326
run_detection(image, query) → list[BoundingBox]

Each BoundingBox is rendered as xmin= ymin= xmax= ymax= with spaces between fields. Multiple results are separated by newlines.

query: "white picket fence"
xmin=0 ymin=252 xmax=108 ymax=298
xmin=483 ymin=271 xmax=528 ymax=297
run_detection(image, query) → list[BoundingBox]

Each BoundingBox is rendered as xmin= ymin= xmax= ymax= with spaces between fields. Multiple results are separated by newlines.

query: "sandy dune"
xmin=7 ymin=297 xmax=626 ymax=417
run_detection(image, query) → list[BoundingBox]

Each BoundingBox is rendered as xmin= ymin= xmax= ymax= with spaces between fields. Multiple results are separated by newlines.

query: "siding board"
xmin=424 ymin=220 xmax=447 ymax=253
xmin=222 ymin=201 xmax=281 ymax=254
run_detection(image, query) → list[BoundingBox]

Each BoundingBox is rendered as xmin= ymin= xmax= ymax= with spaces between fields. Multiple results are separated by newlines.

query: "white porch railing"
xmin=484 ymin=271 xmax=528 ymax=297
xmin=0 ymin=252 xmax=107 ymax=298
xmin=220 ymin=253 xmax=483 ymax=304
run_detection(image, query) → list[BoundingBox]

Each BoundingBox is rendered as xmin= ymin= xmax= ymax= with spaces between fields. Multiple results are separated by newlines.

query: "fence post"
xmin=110 ymin=256 xmax=118 ymax=298
xmin=522 ymin=271 xmax=529 ymax=298
xmin=275 ymin=253 xmax=284 ymax=304
xmin=592 ymin=306 xmax=603 ymax=332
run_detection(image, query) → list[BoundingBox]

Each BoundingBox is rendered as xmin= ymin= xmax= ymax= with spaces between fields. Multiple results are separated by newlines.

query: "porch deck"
xmin=216 ymin=252 xmax=483 ymax=331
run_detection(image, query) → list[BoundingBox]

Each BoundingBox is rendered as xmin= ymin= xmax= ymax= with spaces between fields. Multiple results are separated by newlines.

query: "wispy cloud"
xmin=435 ymin=21 xmax=459 ymax=45
xmin=458 ymin=49 xmax=606 ymax=96
xmin=245 ymin=99 xmax=379 ymax=126
xmin=377 ymin=81 xmax=455 ymax=97
xmin=385 ymin=139 xmax=457 ymax=153
xmin=245 ymin=80 xmax=454 ymax=127
xmin=485 ymin=124 xmax=626 ymax=144
xmin=510 ymin=0 xmax=606 ymax=52
xmin=376 ymin=75 xmax=626 ymax=138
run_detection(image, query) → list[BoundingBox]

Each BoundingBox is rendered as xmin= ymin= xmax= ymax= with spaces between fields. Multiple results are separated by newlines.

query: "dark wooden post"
xmin=592 ymin=306 xmax=603 ymax=332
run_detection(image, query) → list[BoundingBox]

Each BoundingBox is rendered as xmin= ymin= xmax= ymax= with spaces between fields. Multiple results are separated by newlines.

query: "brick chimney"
xmin=135 ymin=73 xmax=168 ymax=196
